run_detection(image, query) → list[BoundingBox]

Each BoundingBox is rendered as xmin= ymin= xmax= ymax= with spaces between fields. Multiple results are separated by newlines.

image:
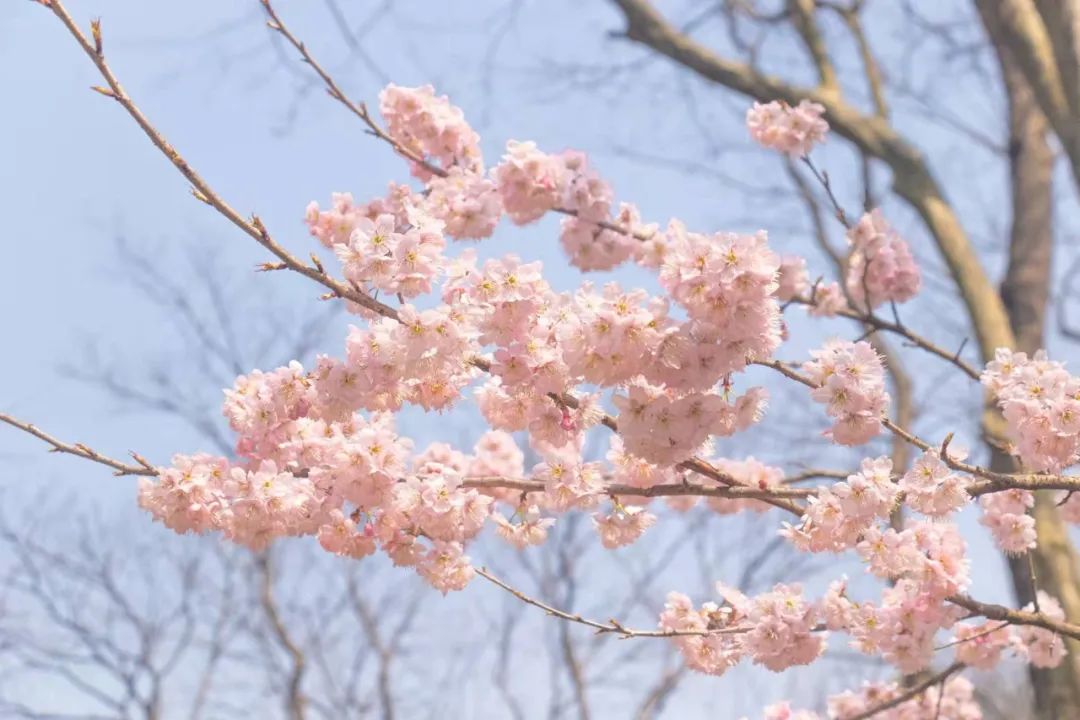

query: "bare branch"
xmin=0 ymin=412 xmax=154 ymax=477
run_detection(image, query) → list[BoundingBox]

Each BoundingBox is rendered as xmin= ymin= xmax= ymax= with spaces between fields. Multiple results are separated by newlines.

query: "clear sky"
xmin=2 ymin=1 xmax=1078 ymax=717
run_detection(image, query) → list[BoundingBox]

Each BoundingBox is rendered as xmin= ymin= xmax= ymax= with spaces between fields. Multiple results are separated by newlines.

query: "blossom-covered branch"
xmin=20 ymin=3 xmax=1080 ymax=718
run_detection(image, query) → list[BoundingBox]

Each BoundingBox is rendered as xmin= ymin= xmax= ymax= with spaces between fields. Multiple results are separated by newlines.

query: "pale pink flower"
xmin=803 ymin=340 xmax=889 ymax=445
xmin=592 ymin=505 xmax=657 ymax=548
xmin=379 ymin=84 xmax=482 ymax=178
xmin=900 ymin=450 xmax=970 ymax=516
xmin=982 ymin=348 xmax=1080 ymax=471
xmin=1016 ymin=592 xmax=1067 ymax=668
xmin=979 ymin=489 xmax=1036 ymax=554
xmin=493 ymin=505 xmax=555 ymax=549
xmin=746 ymin=100 xmax=829 ymax=156
xmin=775 ymin=255 xmax=810 ymax=302
xmin=417 ymin=541 xmax=476 ymax=594
xmin=491 ymin=140 xmax=566 ymax=224
xmin=845 ymin=210 xmax=921 ymax=310
xmin=952 ymin=621 xmax=1013 ymax=670
xmin=806 ymin=281 xmax=848 ymax=317
xmin=424 ymin=167 xmax=502 ymax=240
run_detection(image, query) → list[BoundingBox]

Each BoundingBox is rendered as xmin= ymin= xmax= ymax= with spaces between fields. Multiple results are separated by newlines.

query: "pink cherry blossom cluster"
xmin=943 ymin=592 xmax=1065 ymax=672
xmin=613 ymin=383 xmax=767 ymax=465
xmin=309 ymin=87 xmax=505 ymax=245
xmin=333 ymin=210 xmax=446 ymax=300
xmin=492 ymin=504 xmax=554 ymax=549
xmin=556 ymin=151 xmax=638 ymax=271
xmin=982 ymin=348 xmax=1080 ymax=471
xmin=793 ymin=522 xmax=1062 ymax=679
xmin=605 ymin=435 xmax=677 ymax=490
xmin=491 ymin=142 xmax=652 ymax=270
xmin=898 ymin=450 xmax=970 ymax=516
xmin=844 ymin=210 xmax=921 ymax=310
xmin=140 ymin=409 xmax=523 ymax=592
xmin=775 ymin=255 xmax=810 ymax=303
xmin=307 ymin=180 xmax=500 ymax=246
xmin=806 ymin=281 xmax=849 ymax=318
xmin=1017 ymin=591 xmax=1068 ymax=667
xmin=304 ymin=88 xmax=788 ymax=446
xmin=855 ymin=520 xmax=970 ymax=599
xmin=592 ymin=504 xmax=658 ymax=548
xmin=138 ymin=454 xmax=318 ymax=549
xmin=557 ymin=284 xmax=669 ymax=387
xmin=531 ymin=450 xmax=605 ymax=511
xmin=802 ymin=340 xmax=890 ymax=445
xmin=491 ymin=140 xmax=566 ymax=225
xmin=304 ymin=186 xmax=416 ymax=249
xmin=951 ymin=620 xmax=1013 ymax=669
xmin=379 ymin=84 xmax=482 ymax=178
xmin=746 ymin=100 xmax=829 ymax=156
xmin=823 ymin=574 xmax=967 ymax=674
xmin=979 ymin=488 xmax=1036 ymax=554
xmin=561 ymin=202 xmax=650 ymax=271
xmin=658 ymin=227 xmax=783 ymax=375
xmin=338 ymin=303 xmax=477 ymax=413
xmin=148 ymin=356 xmax=539 ymax=592
xmin=751 ymin=674 xmax=982 ymax=719
xmin=950 ymin=604 xmax=1066 ymax=673
xmin=828 ymin=675 xmax=981 ymax=719
xmin=424 ymin=167 xmax=503 ymax=240
xmin=659 ymin=582 xmax=823 ymax=676
xmin=782 ymin=456 xmax=897 ymax=552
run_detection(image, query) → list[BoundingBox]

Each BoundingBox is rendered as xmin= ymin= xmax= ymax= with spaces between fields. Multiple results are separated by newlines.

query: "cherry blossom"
xmin=845 ymin=210 xmax=921 ymax=310
xmin=951 ymin=621 xmax=1013 ymax=670
xmin=592 ymin=504 xmax=657 ymax=548
xmin=806 ymin=281 xmax=849 ymax=318
xmin=775 ymin=255 xmax=810 ymax=302
xmin=1017 ymin=592 xmax=1067 ymax=668
xmin=493 ymin=505 xmax=555 ymax=549
xmin=746 ymin=100 xmax=829 ymax=156
xmin=379 ymin=83 xmax=482 ymax=178
xmin=802 ymin=340 xmax=890 ymax=445
xmin=979 ymin=488 xmax=1037 ymax=554
xmin=492 ymin=140 xmax=566 ymax=225
xmin=982 ymin=348 xmax=1080 ymax=471
xmin=424 ymin=167 xmax=502 ymax=240
xmin=899 ymin=450 xmax=970 ymax=516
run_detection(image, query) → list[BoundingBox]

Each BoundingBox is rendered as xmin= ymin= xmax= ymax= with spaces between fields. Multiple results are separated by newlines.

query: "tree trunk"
xmin=989 ymin=19 xmax=1080 ymax=717
xmin=975 ymin=0 xmax=1080 ymax=193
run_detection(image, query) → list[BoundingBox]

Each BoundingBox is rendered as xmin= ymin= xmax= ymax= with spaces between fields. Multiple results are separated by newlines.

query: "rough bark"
xmin=986 ymin=14 xmax=1080 ymax=716
xmin=975 ymin=0 xmax=1080 ymax=193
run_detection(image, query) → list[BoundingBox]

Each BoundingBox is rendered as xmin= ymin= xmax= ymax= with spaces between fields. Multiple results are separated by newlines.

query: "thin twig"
xmin=845 ymin=662 xmax=964 ymax=720
xmin=788 ymin=296 xmax=981 ymax=381
xmin=934 ymin=621 xmax=1010 ymax=651
xmin=0 ymin=412 xmax=154 ymax=477
xmin=476 ymin=567 xmax=744 ymax=639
